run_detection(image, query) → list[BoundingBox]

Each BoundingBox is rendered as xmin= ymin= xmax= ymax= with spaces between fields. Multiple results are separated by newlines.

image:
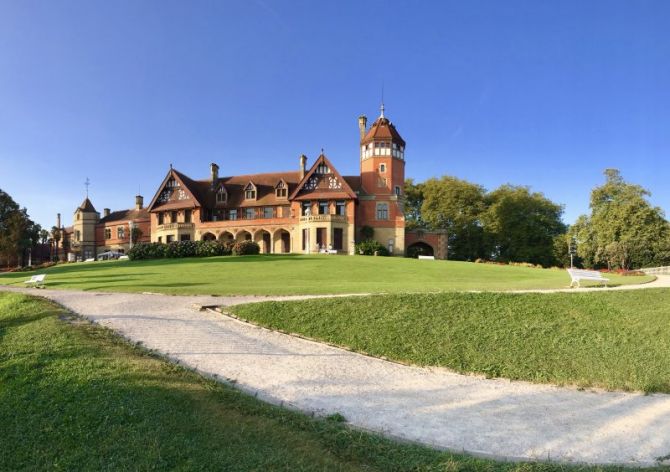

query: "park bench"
xmin=567 ymin=268 xmax=609 ymax=288
xmin=24 ymin=274 xmax=46 ymax=288
xmin=418 ymin=255 xmax=435 ymax=260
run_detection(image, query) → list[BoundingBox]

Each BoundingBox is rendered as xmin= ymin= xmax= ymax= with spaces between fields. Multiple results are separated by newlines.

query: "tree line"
xmin=405 ymin=169 xmax=670 ymax=269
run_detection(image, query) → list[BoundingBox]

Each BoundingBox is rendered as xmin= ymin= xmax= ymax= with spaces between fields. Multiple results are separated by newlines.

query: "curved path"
xmin=2 ymin=278 xmax=670 ymax=467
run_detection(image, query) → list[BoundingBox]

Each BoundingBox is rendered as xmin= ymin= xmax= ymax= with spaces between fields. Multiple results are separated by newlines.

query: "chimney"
xmin=299 ymin=154 xmax=307 ymax=179
xmin=56 ymin=213 xmax=61 ymax=228
xmin=103 ymin=208 xmax=111 ymax=217
xmin=210 ymin=163 xmax=219 ymax=184
xmin=135 ymin=195 xmax=143 ymax=210
xmin=358 ymin=115 xmax=367 ymax=141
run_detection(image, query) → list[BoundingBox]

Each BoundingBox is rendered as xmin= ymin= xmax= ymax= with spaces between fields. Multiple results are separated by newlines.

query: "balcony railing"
xmin=299 ymin=214 xmax=347 ymax=224
xmin=156 ymin=222 xmax=195 ymax=231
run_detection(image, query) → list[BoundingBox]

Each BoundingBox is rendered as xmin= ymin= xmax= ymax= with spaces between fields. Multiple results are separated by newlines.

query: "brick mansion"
xmin=56 ymin=107 xmax=447 ymax=260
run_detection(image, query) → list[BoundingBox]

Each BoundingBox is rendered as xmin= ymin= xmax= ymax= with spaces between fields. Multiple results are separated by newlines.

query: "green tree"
xmin=483 ymin=185 xmax=566 ymax=267
xmin=403 ymin=178 xmax=424 ymax=230
xmin=571 ymin=169 xmax=669 ymax=269
xmin=0 ymin=189 xmax=40 ymax=266
xmin=421 ymin=176 xmax=488 ymax=261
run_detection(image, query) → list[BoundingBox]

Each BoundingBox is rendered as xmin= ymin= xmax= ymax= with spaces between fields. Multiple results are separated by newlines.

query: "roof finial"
xmin=380 ymin=84 xmax=385 ymax=118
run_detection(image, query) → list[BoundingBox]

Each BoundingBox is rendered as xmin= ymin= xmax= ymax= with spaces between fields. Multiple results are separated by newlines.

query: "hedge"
xmin=128 ymin=240 xmax=244 ymax=261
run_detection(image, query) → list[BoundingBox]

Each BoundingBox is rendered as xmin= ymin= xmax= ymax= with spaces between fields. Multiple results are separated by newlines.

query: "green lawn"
xmin=0 ymin=254 xmax=654 ymax=295
xmin=230 ymin=289 xmax=670 ymax=393
xmin=0 ymin=292 xmax=640 ymax=471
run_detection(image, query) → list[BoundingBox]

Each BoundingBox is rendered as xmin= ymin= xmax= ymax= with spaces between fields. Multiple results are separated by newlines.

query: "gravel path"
xmin=2 ymin=279 xmax=670 ymax=466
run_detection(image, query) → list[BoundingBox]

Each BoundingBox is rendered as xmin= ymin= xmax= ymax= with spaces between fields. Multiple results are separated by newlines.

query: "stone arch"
xmin=201 ymin=232 xmax=216 ymax=241
xmin=218 ymin=231 xmax=234 ymax=242
xmin=407 ymin=241 xmax=434 ymax=258
xmin=236 ymin=230 xmax=252 ymax=242
xmin=254 ymin=229 xmax=273 ymax=254
xmin=272 ymin=228 xmax=291 ymax=254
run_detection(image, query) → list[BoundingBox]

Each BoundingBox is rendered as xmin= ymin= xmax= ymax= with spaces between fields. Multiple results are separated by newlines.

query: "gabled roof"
xmin=361 ymin=116 xmax=405 ymax=146
xmin=99 ymin=208 xmax=150 ymax=224
xmin=146 ymin=168 xmax=203 ymax=211
xmin=289 ymin=154 xmax=358 ymax=201
xmin=77 ymin=197 xmax=97 ymax=213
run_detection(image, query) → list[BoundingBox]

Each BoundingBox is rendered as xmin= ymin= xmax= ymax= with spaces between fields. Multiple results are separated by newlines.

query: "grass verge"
xmin=230 ymin=289 xmax=670 ymax=393
xmin=2 ymin=291 xmax=645 ymax=471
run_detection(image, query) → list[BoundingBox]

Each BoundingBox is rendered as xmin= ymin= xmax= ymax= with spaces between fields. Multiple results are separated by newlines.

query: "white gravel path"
xmin=2 ymin=279 xmax=670 ymax=467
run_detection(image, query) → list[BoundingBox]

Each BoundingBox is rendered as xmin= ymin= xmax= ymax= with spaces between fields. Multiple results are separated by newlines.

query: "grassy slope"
xmin=230 ymin=289 xmax=670 ymax=393
xmin=0 ymin=255 xmax=654 ymax=295
xmin=0 ymin=292 xmax=635 ymax=472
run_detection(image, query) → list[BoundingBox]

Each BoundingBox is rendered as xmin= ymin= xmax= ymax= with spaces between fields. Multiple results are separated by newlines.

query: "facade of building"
xmin=59 ymin=107 xmax=448 ymax=259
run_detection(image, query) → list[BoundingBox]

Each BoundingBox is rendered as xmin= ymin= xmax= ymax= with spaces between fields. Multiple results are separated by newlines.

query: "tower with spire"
xmin=357 ymin=102 xmax=406 ymax=255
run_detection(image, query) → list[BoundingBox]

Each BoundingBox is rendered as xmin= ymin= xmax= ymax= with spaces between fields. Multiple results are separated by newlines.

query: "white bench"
xmin=567 ymin=268 xmax=609 ymax=287
xmin=118 ymin=255 xmax=129 ymax=260
xmin=418 ymin=255 xmax=435 ymax=260
xmin=24 ymin=274 xmax=46 ymax=288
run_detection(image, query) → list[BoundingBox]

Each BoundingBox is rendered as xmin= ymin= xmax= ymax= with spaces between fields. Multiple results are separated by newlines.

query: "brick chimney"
xmin=103 ymin=208 xmax=111 ymax=217
xmin=135 ymin=195 xmax=143 ymax=210
xmin=299 ymin=154 xmax=307 ymax=179
xmin=56 ymin=213 xmax=61 ymax=228
xmin=358 ymin=115 xmax=367 ymax=141
xmin=210 ymin=163 xmax=219 ymax=184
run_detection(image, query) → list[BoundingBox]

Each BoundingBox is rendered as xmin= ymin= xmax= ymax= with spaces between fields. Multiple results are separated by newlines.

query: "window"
xmin=117 ymin=226 xmax=125 ymax=239
xmin=244 ymin=183 xmax=256 ymax=200
xmin=376 ymin=202 xmax=389 ymax=220
xmin=158 ymin=212 xmax=164 ymax=225
xmin=180 ymin=234 xmax=190 ymax=241
xmin=263 ymin=207 xmax=273 ymax=219
xmin=75 ymin=230 xmax=81 ymax=241
xmin=379 ymin=163 xmax=386 ymax=173
xmin=275 ymin=181 xmax=288 ymax=198
xmin=171 ymin=211 xmax=178 ymax=223
xmin=228 ymin=209 xmax=237 ymax=220
xmin=318 ymin=201 xmax=328 ymax=215
xmin=336 ymin=201 xmax=346 ymax=216
xmin=245 ymin=208 xmax=255 ymax=220
xmin=216 ymin=186 xmax=227 ymax=203
xmin=302 ymin=201 xmax=312 ymax=216
xmin=184 ymin=209 xmax=191 ymax=223
xmin=166 ymin=235 xmax=174 ymax=243
xmin=395 ymin=186 xmax=401 ymax=196
xmin=157 ymin=236 xmax=162 ymax=243
xmin=104 ymin=228 xmax=111 ymax=239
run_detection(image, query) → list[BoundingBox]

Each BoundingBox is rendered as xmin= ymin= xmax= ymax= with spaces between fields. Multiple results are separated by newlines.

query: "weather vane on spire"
xmin=380 ymin=84 xmax=385 ymax=118
xmin=84 ymin=177 xmax=90 ymax=197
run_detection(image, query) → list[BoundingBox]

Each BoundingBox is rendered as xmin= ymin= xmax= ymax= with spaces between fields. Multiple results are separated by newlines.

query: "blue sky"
xmin=1 ymin=0 xmax=668 ymax=229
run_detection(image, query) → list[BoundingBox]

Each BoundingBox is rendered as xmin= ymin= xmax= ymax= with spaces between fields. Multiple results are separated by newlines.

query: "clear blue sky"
xmin=1 ymin=0 xmax=668 ymax=229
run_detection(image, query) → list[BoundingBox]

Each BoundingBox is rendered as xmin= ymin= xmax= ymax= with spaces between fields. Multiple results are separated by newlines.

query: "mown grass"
xmin=3 ymin=291 xmax=650 ymax=471
xmin=230 ymin=289 xmax=670 ymax=394
xmin=0 ymin=255 xmax=654 ymax=295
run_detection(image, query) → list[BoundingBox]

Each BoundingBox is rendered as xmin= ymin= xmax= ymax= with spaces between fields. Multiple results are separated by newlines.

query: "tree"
xmin=421 ymin=176 xmax=488 ymax=261
xmin=482 ymin=185 xmax=566 ymax=267
xmin=130 ymin=226 xmax=143 ymax=245
xmin=0 ymin=189 xmax=40 ymax=267
xmin=39 ymin=229 xmax=50 ymax=244
xmin=403 ymin=178 xmax=425 ymax=230
xmin=571 ymin=169 xmax=669 ymax=269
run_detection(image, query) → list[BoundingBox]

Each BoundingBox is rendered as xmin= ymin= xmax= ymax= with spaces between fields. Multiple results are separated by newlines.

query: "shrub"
xmin=128 ymin=242 xmax=166 ymax=260
xmin=355 ymin=239 xmax=389 ymax=256
xmin=360 ymin=225 xmax=374 ymax=240
xmin=165 ymin=240 xmax=197 ymax=258
xmin=195 ymin=240 xmax=233 ymax=257
xmin=232 ymin=240 xmax=260 ymax=256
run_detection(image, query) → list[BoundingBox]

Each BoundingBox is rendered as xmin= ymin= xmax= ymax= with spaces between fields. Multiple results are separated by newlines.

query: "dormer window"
xmin=244 ymin=182 xmax=257 ymax=200
xmin=275 ymin=180 xmax=288 ymax=198
xmin=316 ymin=163 xmax=329 ymax=174
xmin=216 ymin=186 xmax=227 ymax=204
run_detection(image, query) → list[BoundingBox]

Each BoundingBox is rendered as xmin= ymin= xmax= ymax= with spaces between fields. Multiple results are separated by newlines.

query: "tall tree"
xmin=571 ymin=169 xmax=669 ymax=269
xmin=403 ymin=178 xmax=424 ymax=230
xmin=483 ymin=185 xmax=565 ymax=267
xmin=421 ymin=176 xmax=488 ymax=261
xmin=0 ymin=189 xmax=40 ymax=266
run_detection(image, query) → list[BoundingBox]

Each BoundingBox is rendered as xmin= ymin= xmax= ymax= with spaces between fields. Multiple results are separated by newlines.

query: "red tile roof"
xmin=99 ymin=208 xmax=150 ymax=224
xmin=361 ymin=116 xmax=405 ymax=146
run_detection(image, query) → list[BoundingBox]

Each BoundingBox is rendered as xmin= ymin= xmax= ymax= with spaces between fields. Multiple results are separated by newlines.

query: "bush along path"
xmin=2 ymin=284 xmax=670 ymax=467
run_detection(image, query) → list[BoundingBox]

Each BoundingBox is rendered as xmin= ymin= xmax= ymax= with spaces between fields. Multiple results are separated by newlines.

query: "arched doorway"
xmin=236 ymin=230 xmax=252 ymax=242
xmin=201 ymin=232 xmax=216 ymax=241
xmin=407 ymin=242 xmax=434 ymax=258
xmin=218 ymin=231 xmax=234 ymax=243
xmin=273 ymin=229 xmax=291 ymax=253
